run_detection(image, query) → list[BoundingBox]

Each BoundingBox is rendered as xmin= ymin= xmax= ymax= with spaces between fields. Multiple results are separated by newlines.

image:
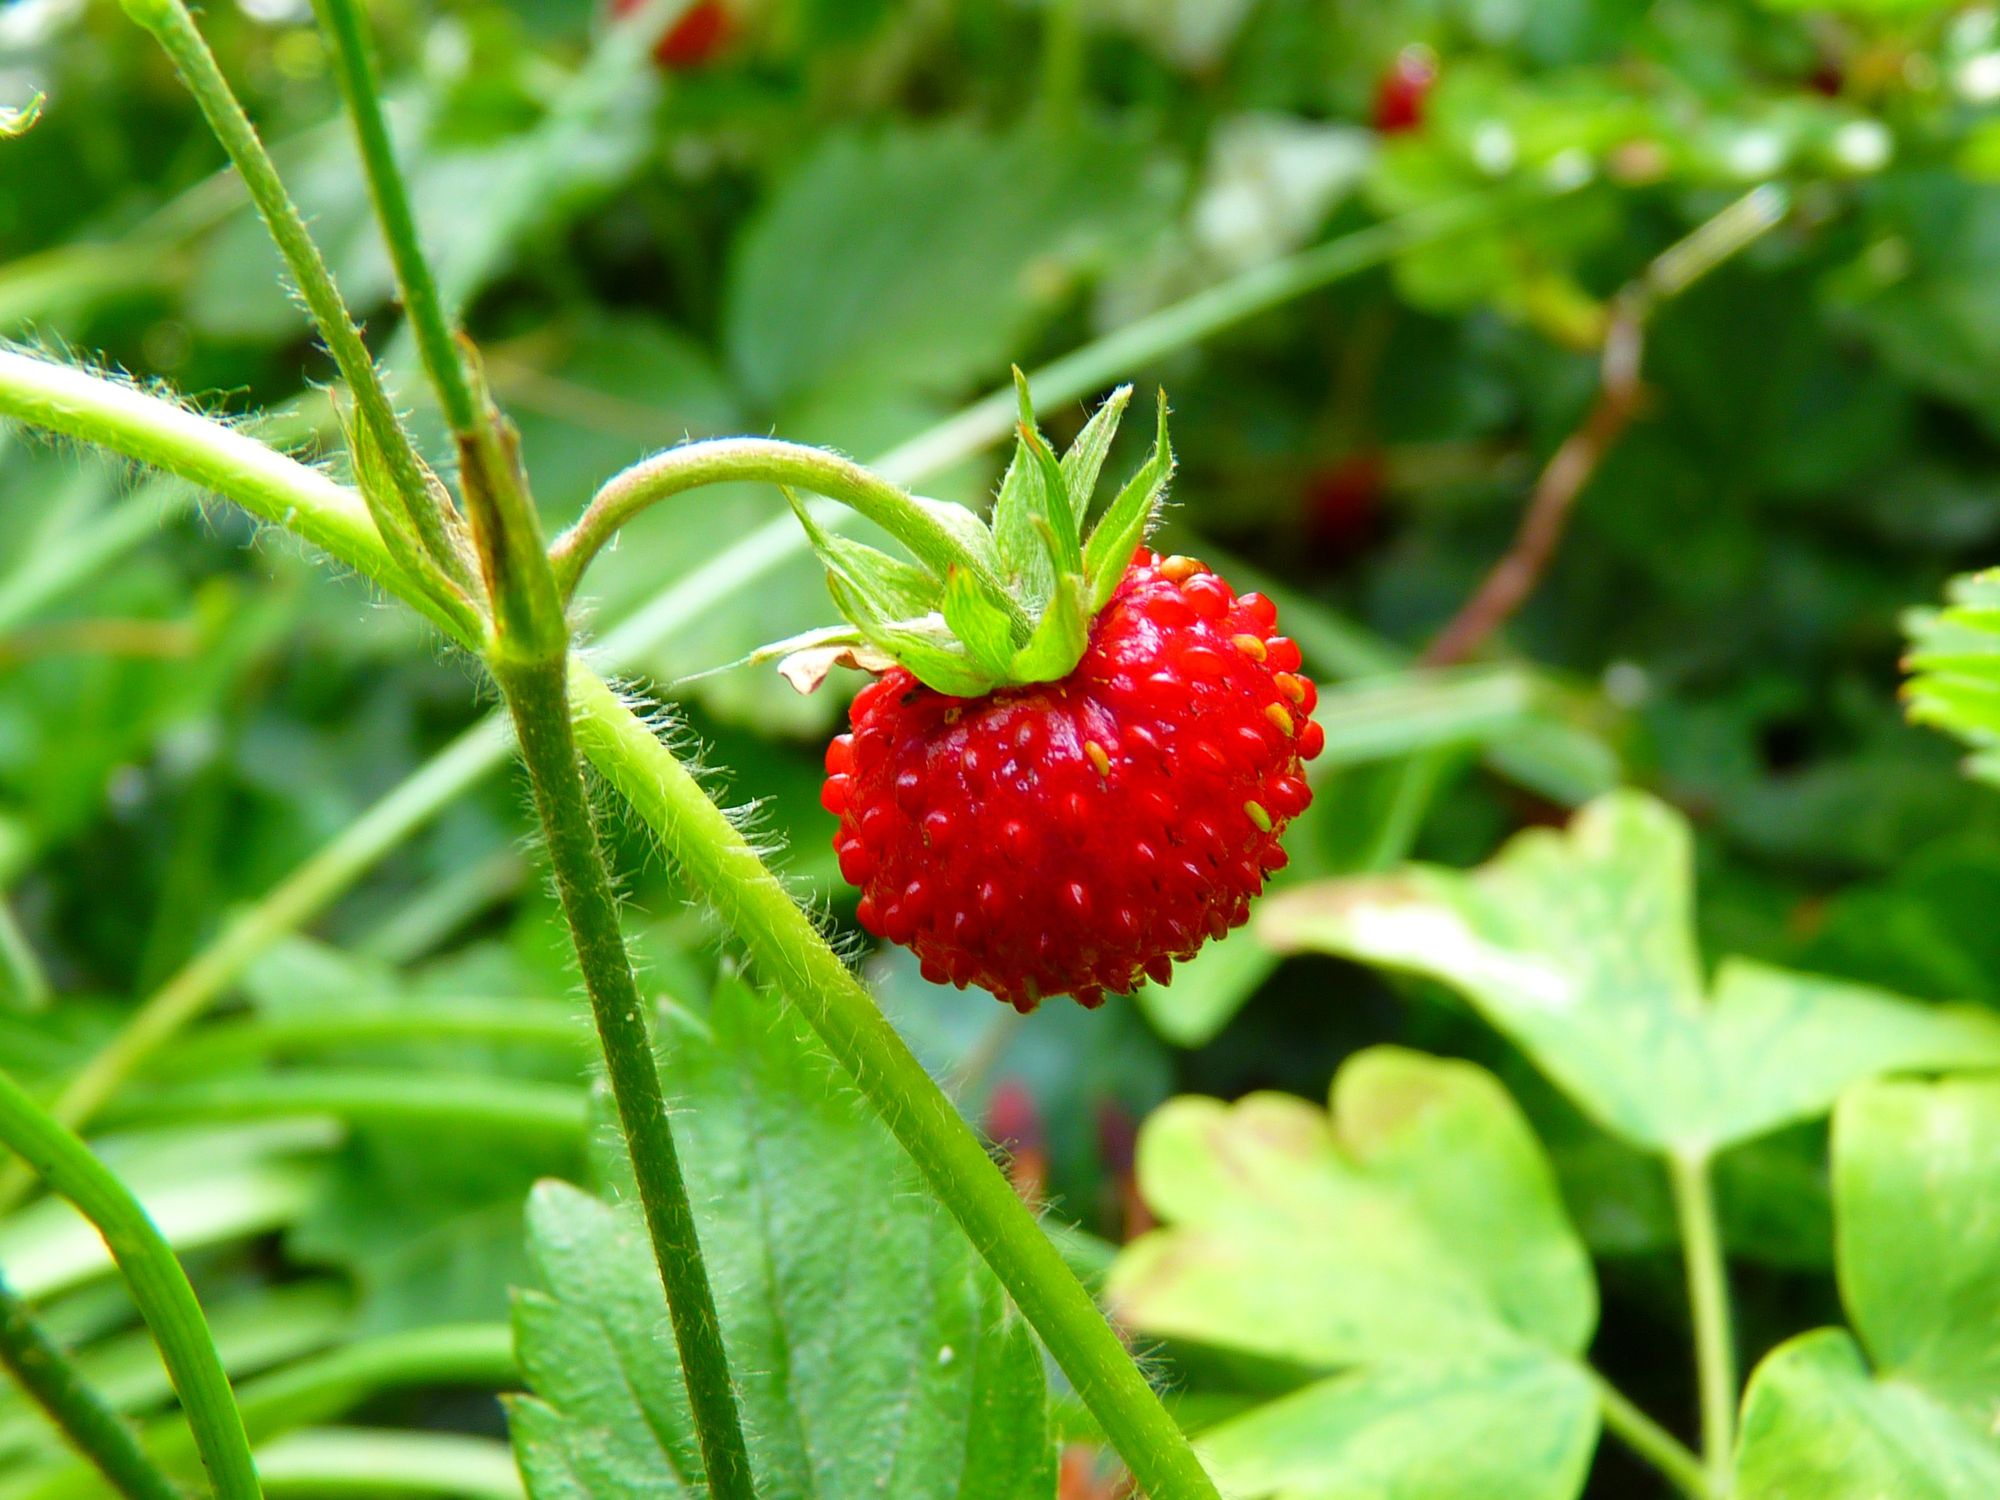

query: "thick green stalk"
xmin=571 ymin=672 xmax=1222 ymax=1500
xmin=0 ymin=1276 xmax=181 ymax=1500
xmin=492 ymin=655 xmax=754 ymax=1500
xmin=0 ymin=1065 xmax=260 ymax=1500
xmin=308 ymin=0 xmax=478 ymax=436
xmin=117 ymin=0 xmax=473 ymax=595
xmin=1669 ymin=1149 xmax=1737 ymax=1494
xmin=1592 ymin=1370 xmax=1711 ymax=1500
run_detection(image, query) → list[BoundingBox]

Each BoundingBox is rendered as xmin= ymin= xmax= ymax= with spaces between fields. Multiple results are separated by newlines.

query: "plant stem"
xmin=1592 ymin=1369 xmax=1711 ymax=1500
xmin=553 ymin=437 xmax=1021 ymax=616
xmin=0 ymin=1065 xmax=261 ymax=1500
xmin=492 ymin=656 xmax=755 ymax=1500
xmin=570 ymin=672 xmax=1222 ymax=1500
xmin=0 ymin=894 xmax=49 ymax=1013
xmin=1670 ymin=1148 xmax=1737 ymax=1494
xmin=309 ymin=0 xmax=478 ymax=436
xmin=0 ymin=1275 xmax=181 ymax=1500
xmin=119 ymin=0 xmax=474 ymax=595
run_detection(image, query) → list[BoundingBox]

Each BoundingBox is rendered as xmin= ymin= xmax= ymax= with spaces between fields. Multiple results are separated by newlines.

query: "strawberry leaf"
xmin=1082 ymin=390 xmax=1174 ymax=614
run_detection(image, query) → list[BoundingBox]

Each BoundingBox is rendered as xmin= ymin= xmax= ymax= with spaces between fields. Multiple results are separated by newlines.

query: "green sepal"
xmin=942 ymin=565 xmax=1019 ymax=680
xmin=1082 ymin=389 xmax=1174 ymax=615
xmin=1008 ymin=570 xmax=1090 ymax=684
xmin=990 ymin=372 xmax=1054 ymax=604
xmin=783 ymin=487 xmax=941 ymax=618
xmin=826 ymin=574 xmax=995 ymax=697
xmin=1060 ymin=382 xmax=1131 ymax=527
xmin=1023 ymin=424 xmax=1082 ymax=583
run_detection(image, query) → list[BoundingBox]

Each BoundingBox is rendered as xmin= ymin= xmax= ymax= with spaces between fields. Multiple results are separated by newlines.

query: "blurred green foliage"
xmin=7 ymin=0 xmax=2000 ymax=1493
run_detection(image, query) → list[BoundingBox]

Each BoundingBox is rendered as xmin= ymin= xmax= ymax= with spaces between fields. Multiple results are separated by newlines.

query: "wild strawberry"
xmin=611 ymin=0 xmax=735 ymax=70
xmin=1372 ymin=45 xmax=1438 ymax=134
xmin=773 ymin=377 xmax=1319 ymax=1012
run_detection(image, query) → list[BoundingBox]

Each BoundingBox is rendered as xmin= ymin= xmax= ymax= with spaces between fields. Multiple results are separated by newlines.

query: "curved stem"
xmin=1592 ymin=1369 xmax=1711 ymax=1500
xmin=149 ymin=1001 xmax=589 ymax=1076
xmin=120 ymin=0 xmax=474 ymax=596
xmin=0 ymin=1275 xmax=181 ymax=1500
xmin=551 ymin=437 xmax=1017 ymax=618
xmin=0 ymin=1065 xmax=261 ymax=1500
xmin=309 ymin=0 xmax=477 ymax=437
xmin=0 ymin=349 xmax=475 ymax=645
xmin=571 ymin=672 xmax=1221 ymax=1500
xmin=1670 ymin=1149 xmax=1737 ymax=1494
xmin=249 ymin=1430 xmax=522 ymax=1500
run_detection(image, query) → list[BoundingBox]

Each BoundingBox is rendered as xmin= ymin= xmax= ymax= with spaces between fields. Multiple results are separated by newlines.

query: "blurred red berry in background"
xmin=1373 ymin=45 xmax=1438 ymax=133
xmin=1302 ymin=449 xmax=1387 ymax=565
xmin=612 ymin=0 xmax=735 ymax=69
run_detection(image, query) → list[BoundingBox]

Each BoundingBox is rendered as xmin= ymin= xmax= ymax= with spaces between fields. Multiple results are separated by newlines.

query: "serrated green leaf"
xmin=1110 ymin=1048 xmax=1596 ymax=1364
xmin=1735 ymin=1078 xmax=2000 ymax=1497
xmin=1007 ymin=572 xmax=1089 ymax=685
xmin=1258 ymin=791 xmax=2000 ymax=1152
xmin=508 ymin=981 xmax=1055 ymax=1498
xmin=1198 ymin=1355 xmax=1599 ymax=1500
xmin=1059 ymin=384 xmax=1131 ymax=527
xmin=1906 ymin=569 xmax=2000 ymax=789
xmin=941 ymin=566 xmax=1017 ymax=680
xmin=1082 ymin=392 xmax=1173 ymax=614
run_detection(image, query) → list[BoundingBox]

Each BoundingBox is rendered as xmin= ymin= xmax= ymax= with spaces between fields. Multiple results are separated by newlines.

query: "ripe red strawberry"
xmin=1372 ymin=46 xmax=1438 ymax=134
xmin=611 ymin=0 xmax=735 ymax=69
xmin=771 ymin=378 xmax=1319 ymax=1011
xmin=821 ymin=549 xmax=1319 ymax=1011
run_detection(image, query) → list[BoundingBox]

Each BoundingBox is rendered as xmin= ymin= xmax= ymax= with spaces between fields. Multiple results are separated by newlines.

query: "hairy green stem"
xmin=492 ymin=656 xmax=753 ymax=1498
xmin=0 ymin=1065 xmax=260 ymax=1500
xmin=309 ymin=0 xmax=478 ymax=436
xmin=1670 ymin=1149 xmax=1737 ymax=1494
xmin=0 ymin=1276 xmax=181 ymax=1500
xmin=571 ymin=672 xmax=1221 ymax=1500
xmin=1593 ymin=1370 xmax=1711 ymax=1500
xmin=118 ymin=0 xmax=473 ymax=595
xmin=553 ymin=436 xmax=1021 ymax=619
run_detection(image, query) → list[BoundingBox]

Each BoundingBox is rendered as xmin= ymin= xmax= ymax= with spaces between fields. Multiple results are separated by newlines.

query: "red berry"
xmin=1372 ymin=46 xmax=1438 ymax=134
xmin=611 ymin=0 xmax=734 ymax=70
xmin=826 ymin=551 xmax=1320 ymax=1012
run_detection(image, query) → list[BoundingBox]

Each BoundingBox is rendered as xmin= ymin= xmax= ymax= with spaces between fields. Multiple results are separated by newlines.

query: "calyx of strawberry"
xmin=773 ymin=375 xmax=1174 ymax=697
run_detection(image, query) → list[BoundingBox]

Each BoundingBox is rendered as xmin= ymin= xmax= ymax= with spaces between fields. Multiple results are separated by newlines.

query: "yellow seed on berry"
xmin=1266 ymin=703 xmax=1295 ymax=736
xmin=1273 ymin=671 xmax=1307 ymax=705
xmin=1084 ymin=740 xmax=1111 ymax=778
xmin=1160 ymin=554 xmax=1202 ymax=583
xmin=1231 ymin=633 xmax=1267 ymax=662
xmin=1244 ymin=800 xmax=1272 ymax=833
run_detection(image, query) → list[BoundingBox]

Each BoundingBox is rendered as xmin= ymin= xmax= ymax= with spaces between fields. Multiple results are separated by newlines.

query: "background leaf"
xmin=508 ymin=980 xmax=1054 ymax=1498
